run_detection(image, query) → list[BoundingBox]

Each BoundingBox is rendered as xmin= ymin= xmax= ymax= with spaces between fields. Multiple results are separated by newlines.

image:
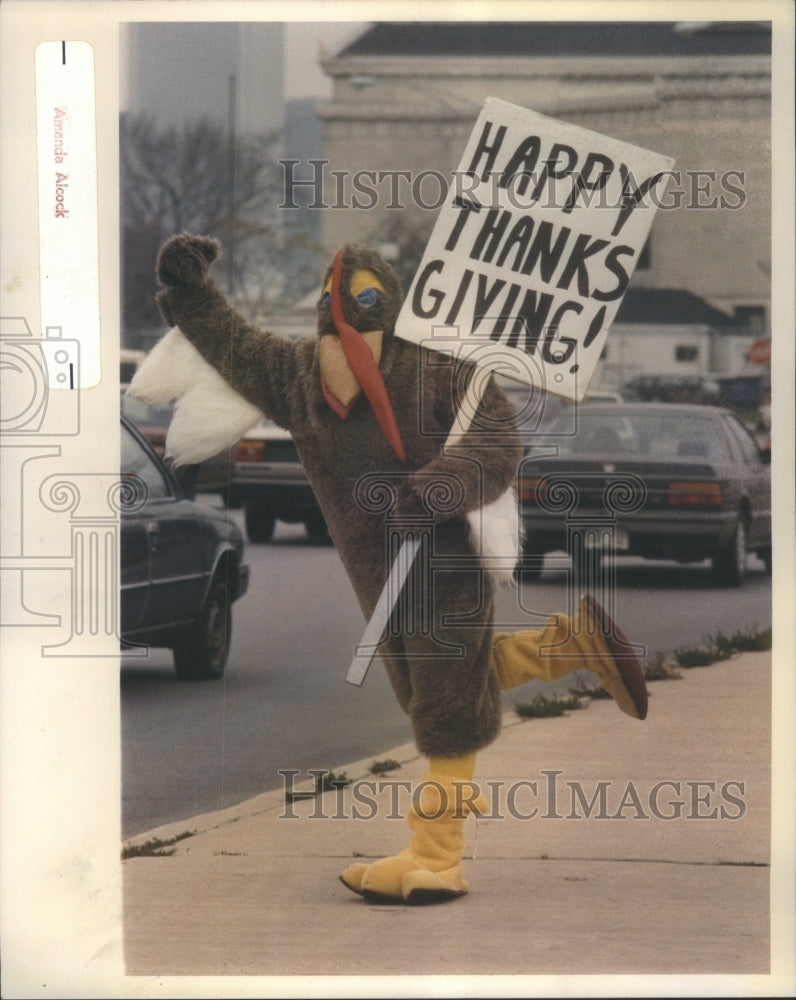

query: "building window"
xmin=675 ymin=345 xmax=699 ymax=362
xmin=733 ymin=305 xmax=767 ymax=336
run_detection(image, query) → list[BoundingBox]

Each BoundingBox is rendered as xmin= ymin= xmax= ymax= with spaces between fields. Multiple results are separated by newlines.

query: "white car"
xmin=227 ymin=420 xmax=328 ymax=544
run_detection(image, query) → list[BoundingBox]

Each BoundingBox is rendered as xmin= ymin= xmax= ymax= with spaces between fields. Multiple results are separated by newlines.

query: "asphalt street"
xmin=121 ymin=515 xmax=772 ymax=838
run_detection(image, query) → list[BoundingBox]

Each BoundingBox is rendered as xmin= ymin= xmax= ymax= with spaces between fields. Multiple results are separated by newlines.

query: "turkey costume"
xmin=130 ymin=233 xmax=648 ymax=905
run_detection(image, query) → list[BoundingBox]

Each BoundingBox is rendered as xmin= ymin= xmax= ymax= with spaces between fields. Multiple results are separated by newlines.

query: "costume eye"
xmin=321 ymin=292 xmax=331 ymax=306
xmin=356 ymin=287 xmax=379 ymax=307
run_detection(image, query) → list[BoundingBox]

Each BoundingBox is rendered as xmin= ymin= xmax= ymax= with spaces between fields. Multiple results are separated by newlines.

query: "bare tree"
xmin=120 ymin=113 xmax=287 ymax=345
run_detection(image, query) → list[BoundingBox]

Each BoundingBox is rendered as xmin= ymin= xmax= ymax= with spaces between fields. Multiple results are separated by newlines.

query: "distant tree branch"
xmin=120 ymin=112 xmax=286 ymax=341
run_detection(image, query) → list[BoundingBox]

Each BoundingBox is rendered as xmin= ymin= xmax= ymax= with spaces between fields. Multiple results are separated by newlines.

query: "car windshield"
xmin=545 ymin=412 xmax=732 ymax=461
xmin=120 ymin=422 xmax=171 ymax=499
xmin=121 ymin=393 xmax=174 ymax=425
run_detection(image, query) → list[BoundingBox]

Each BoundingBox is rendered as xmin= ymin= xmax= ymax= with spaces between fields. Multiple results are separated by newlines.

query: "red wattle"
xmin=330 ymin=249 xmax=405 ymax=462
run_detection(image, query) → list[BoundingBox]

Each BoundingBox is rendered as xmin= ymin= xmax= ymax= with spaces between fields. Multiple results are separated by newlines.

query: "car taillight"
xmin=518 ymin=477 xmax=546 ymax=502
xmin=236 ymin=439 xmax=266 ymax=462
xmin=667 ymin=481 xmax=723 ymax=507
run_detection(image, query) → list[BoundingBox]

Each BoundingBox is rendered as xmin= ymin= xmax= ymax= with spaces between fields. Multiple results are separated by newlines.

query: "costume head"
xmin=317 ymin=244 xmax=406 ymax=461
xmin=317 ymin=243 xmax=403 ymax=340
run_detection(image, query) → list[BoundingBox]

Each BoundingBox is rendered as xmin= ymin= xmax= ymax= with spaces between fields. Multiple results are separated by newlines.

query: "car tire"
xmin=572 ymin=546 xmax=603 ymax=589
xmin=711 ymin=517 xmax=748 ymax=587
xmin=305 ymin=516 xmax=329 ymax=540
xmin=515 ymin=546 xmax=544 ymax=583
xmin=173 ymin=578 xmax=231 ymax=680
xmin=245 ymin=501 xmax=276 ymax=543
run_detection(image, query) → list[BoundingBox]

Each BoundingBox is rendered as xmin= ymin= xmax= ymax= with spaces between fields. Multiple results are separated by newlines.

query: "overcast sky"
xmin=284 ymin=21 xmax=367 ymax=98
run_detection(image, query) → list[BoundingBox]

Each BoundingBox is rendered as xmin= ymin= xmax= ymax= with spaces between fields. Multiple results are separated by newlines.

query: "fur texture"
xmin=128 ymin=326 xmax=264 ymax=465
xmin=152 ymin=235 xmax=524 ymax=757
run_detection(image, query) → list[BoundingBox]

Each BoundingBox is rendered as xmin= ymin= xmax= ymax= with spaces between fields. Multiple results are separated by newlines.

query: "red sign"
xmin=748 ymin=339 xmax=771 ymax=366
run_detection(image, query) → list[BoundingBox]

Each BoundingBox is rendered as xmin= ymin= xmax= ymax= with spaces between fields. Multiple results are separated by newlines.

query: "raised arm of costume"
xmin=155 ymin=234 xmax=303 ymax=428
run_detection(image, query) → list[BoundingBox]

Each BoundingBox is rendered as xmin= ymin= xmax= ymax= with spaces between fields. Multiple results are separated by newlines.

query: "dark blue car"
xmin=120 ymin=414 xmax=249 ymax=678
xmin=517 ymin=403 xmax=772 ymax=587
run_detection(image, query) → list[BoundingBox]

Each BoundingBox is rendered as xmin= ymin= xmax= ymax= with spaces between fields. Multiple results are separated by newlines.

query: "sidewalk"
xmin=123 ymin=652 xmax=773 ymax=981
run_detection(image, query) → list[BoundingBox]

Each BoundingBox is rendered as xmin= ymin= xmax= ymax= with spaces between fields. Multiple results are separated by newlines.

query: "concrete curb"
xmin=122 ymin=651 xmax=780 ymax=982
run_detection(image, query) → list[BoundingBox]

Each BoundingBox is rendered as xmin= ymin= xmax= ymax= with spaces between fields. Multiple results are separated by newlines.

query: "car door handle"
xmin=145 ymin=522 xmax=159 ymax=554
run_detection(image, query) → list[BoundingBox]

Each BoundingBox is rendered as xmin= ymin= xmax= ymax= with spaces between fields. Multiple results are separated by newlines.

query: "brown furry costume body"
xmin=155 ymin=235 xmax=523 ymax=758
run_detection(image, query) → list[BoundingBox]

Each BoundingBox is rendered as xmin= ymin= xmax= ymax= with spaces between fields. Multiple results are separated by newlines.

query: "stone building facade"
xmin=316 ymin=21 xmax=771 ymax=340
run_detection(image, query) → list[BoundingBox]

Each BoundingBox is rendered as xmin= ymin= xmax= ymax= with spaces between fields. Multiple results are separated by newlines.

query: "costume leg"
xmin=339 ymin=542 xmax=498 ymax=903
xmin=492 ymin=594 xmax=648 ymax=720
xmin=339 ymin=753 xmax=487 ymax=904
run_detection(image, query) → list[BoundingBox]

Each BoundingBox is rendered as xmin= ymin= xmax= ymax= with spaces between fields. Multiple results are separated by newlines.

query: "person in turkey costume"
xmin=131 ymin=233 xmax=647 ymax=905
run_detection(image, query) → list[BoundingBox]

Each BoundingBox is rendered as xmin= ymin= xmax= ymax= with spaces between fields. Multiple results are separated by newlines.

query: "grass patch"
xmin=675 ymin=646 xmax=722 ymax=668
xmin=122 ymin=830 xmax=195 ymax=859
xmin=712 ymin=625 xmax=772 ymax=655
xmin=568 ymin=673 xmax=612 ymax=701
xmin=369 ymin=758 xmax=401 ymax=775
xmin=315 ymin=770 xmax=350 ymax=792
xmin=674 ymin=625 xmax=772 ymax=669
xmin=514 ymin=693 xmax=586 ymax=719
xmin=644 ymin=652 xmax=683 ymax=681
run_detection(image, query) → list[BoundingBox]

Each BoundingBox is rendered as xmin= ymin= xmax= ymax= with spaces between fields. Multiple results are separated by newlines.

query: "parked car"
xmin=516 ymin=403 xmax=771 ymax=586
xmin=584 ymin=389 xmax=624 ymax=404
xmin=621 ymin=373 xmax=721 ymax=405
xmin=120 ymin=389 xmax=174 ymax=458
xmin=120 ymin=414 xmax=249 ymax=678
xmin=227 ymin=419 xmax=328 ymax=544
xmin=499 ymin=377 xmax=624 ymax=453
xmin=120 ymin=387 xmax=232 ymax=501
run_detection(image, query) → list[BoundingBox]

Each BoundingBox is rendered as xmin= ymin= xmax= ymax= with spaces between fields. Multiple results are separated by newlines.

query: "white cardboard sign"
xmin=395 ymin=97 xmax=676 ymax=401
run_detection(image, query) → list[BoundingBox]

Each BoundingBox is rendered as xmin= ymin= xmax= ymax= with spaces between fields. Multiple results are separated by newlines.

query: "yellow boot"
xmin=340 ymin=757 xmax=485 ymax=904
xmin=492 ymin=594 xmax=648 ymax=720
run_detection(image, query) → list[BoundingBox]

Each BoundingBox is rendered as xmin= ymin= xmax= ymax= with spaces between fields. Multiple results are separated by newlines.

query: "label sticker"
xmin=35 ymin=40 xmax=100 ymax=388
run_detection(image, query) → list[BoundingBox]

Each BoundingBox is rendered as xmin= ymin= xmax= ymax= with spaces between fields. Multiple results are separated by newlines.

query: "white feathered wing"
xmin=467 ymin=487 xmax=521 ymax=587
xmin=126 ymin=326 xmax=264 ymax=466
xmin=128 ymin=326 xmax=520 ymax=582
